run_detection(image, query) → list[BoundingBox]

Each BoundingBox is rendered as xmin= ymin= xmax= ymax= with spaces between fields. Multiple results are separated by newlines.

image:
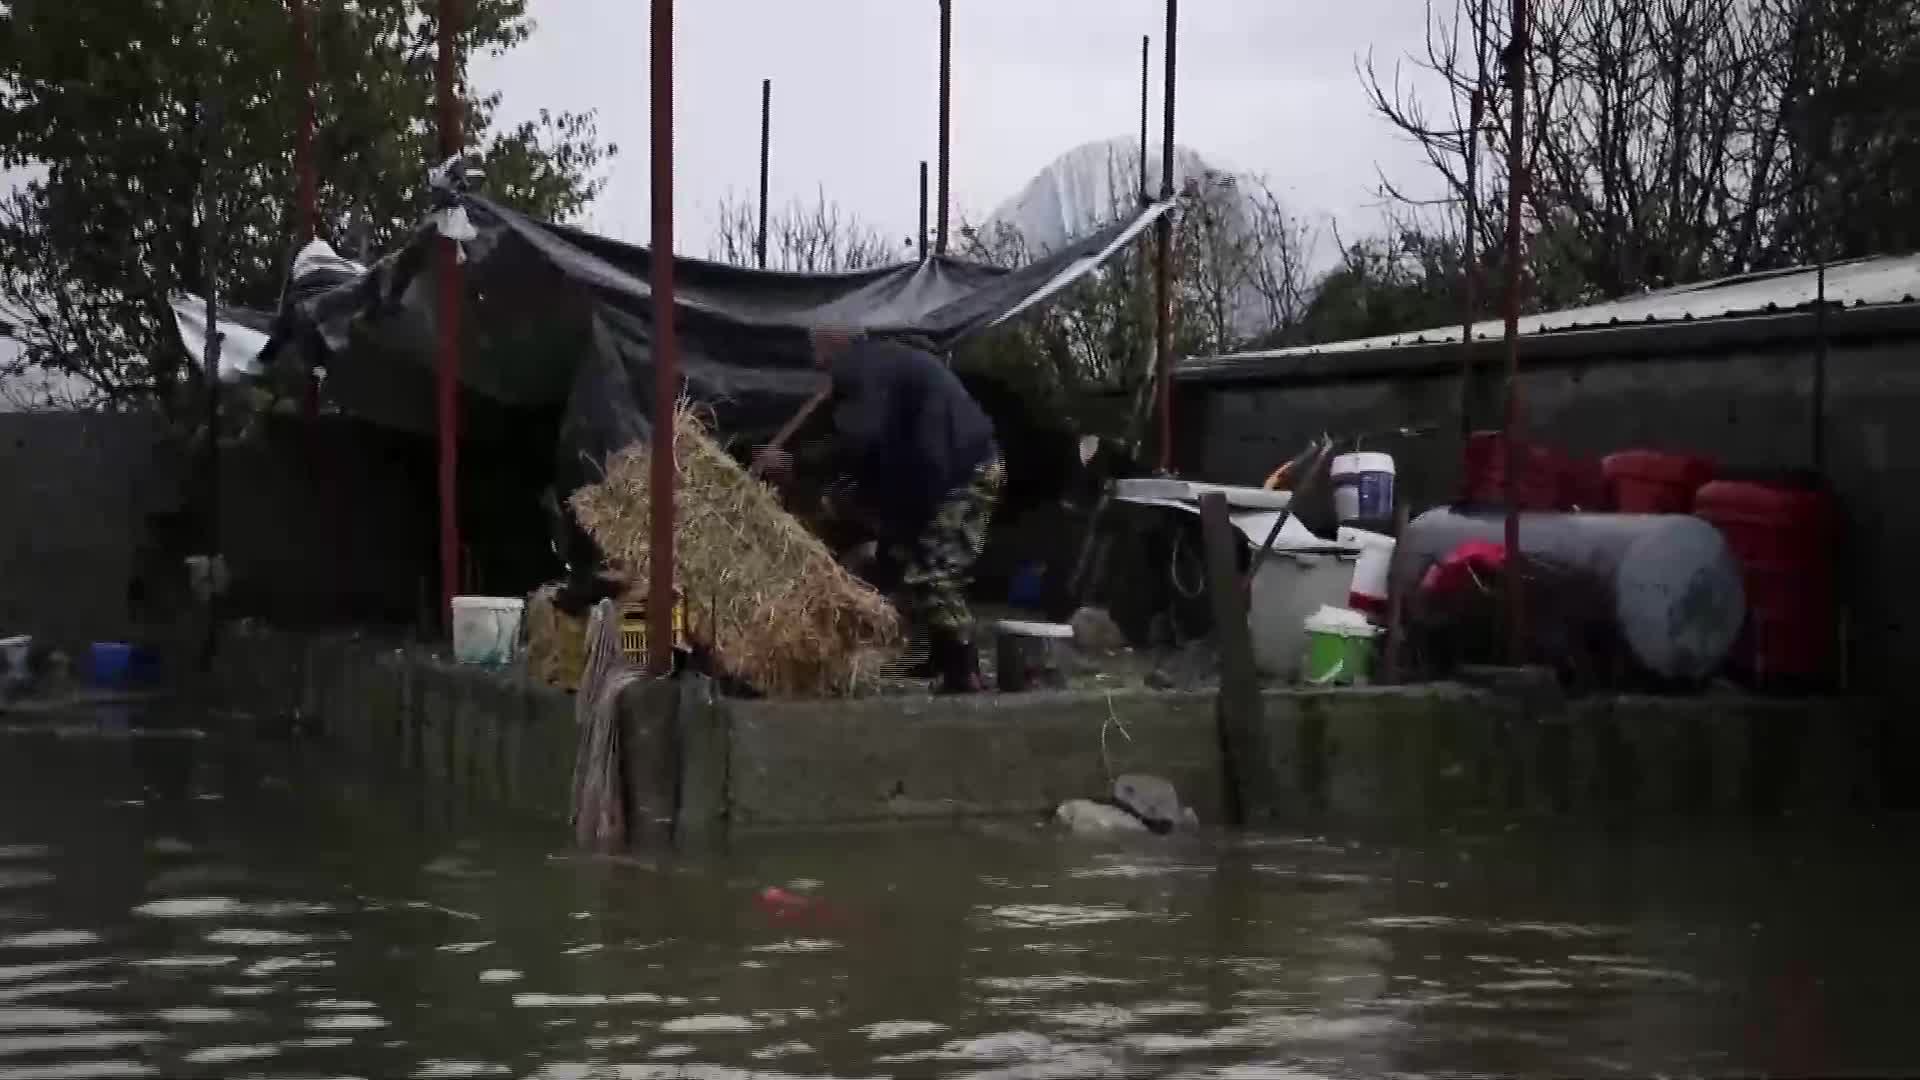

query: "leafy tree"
xmin=0 ymin=0 xmax=615 ymax=412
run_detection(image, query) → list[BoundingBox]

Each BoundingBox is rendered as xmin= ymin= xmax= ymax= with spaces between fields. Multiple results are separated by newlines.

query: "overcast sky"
xmin=474 ymin=0 xmax=1443 ymax=259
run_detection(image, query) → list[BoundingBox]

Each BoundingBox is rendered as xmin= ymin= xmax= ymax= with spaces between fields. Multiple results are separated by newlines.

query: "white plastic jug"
xmin=1337 ymin=527 xmax=1397 ymax=619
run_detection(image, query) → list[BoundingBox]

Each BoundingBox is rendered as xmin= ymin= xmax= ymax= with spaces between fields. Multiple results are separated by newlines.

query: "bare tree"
xmin=1359 ymin=0 xmax=1911 ymax=301
xmin=708 ymin=187 xmax=901 ymax=273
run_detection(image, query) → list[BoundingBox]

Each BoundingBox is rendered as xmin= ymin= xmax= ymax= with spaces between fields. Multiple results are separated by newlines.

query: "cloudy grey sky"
xmin=474 ymin=0 xmax=1442 ymax=258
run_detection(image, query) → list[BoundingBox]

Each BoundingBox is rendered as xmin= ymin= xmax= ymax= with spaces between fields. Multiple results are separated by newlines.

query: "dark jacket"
xmin=828 ymin=338 xmax=995 ymax=540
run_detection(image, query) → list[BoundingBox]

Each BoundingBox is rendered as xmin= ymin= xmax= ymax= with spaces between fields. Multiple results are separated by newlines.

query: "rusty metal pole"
xmin=918 ymin=160 xmax=929 ymax=260
xmin=1153 ymin=0 xmax=1179 ymax=474
xmin=1500 ymin=0 xmax=1529 ymax=663
xmin=647 ymin=0 xmax=681 ymax=676
xmin=292 ymin=0 xmax=321 ymax=428
xmin=200 ymin=95 xmax=225 ymax=669
xmin=756 ymin=78 xmax=770 ymax=269
xmin=935 ymin=0 xmax=951 ymax=255
xmin=435 ymin=0 xmax=463 ymax=628
xmin=292 ymin=0 xmax=317 ymax=245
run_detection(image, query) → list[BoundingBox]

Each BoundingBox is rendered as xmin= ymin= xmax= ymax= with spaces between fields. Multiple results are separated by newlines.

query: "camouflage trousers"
xmin=898 ymin=452 xmax=1004 ymax=640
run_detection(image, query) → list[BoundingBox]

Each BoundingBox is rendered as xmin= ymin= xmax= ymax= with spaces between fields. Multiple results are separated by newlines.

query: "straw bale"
xmin=525 ymin=584 xmax=589 ymax=691
xmin=570 ymin=404 xmax=902 ymax=696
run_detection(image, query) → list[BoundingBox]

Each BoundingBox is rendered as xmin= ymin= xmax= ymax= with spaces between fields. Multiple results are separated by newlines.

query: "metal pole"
xmin=1138 ymin=34 xmax=1150 ymax=201
xmin=1813 ymin=256 xmax=1828 ymax=473
xmin=1458 ymin=2 xmax=1491 ymax=445
xmin=918 ymin=160 xmax=929 ymax=260
xmin=201 ymin=95 xmax=224 ymax=669
xmin=1500 ymin=0 xmax=1529 ymax=664
xmin=756 ymin=77 xmax=770 ymax=269
xmin=935 ymin=0 xmax=951 ymax=255
xmin=647 ymin=0 xmax=681 ymax=676
xmin=1153 ymin=0 xmax=1178 ymax=473
xmin=293 ymin=0 xmax=320 ymax=426
xmin=292 ymin=0 xmax=317 ymax=244
xmin=435 ymin=0 xmax=463 ymax=629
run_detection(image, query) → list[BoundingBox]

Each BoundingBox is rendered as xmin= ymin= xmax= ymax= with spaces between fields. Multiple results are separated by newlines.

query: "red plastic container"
xmin=1693 ymin=480 xmax=1838 ymax=685
xmin=1463 ymin=431 xmax=1607 ymax=511
xmin=1603 ymin=450 xmax=1717 ymax=514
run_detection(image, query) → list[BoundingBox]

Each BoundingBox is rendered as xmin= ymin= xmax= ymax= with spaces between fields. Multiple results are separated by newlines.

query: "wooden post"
xmin=1199 ymin=493 xmax=1260 ymax=826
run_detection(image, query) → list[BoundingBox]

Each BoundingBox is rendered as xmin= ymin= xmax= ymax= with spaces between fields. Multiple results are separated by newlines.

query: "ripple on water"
xmin=0 ymin=1030 xmax=164 ymax=1055
xmin=306 ymin=1014 xmax=389 ymax=1031
xmin=0 ymin=1007 xmax=121 ymax=1029
xmin=855 ymin=1020 xmax=948 ymax=1040
xmin=0 ymin=871 xmax=53 ymax=891
xmin=0 ymin=848 xmax=50 ymax=862
xmin=242 ymin=954 xmax=335 ymax=977
xmin=976 ymin=974 xmax=1133 ymax=995
xmin=979 ymin=904 xmax=1166 ymax=929
xmin=748 ymin=938 xmax=840 ymax=954
xmin=153 ymin=1006 xmax=240 ymax=1023
xmin=129 ymin=955 xmax=235 ymax=970
xmin=476 ymin=969 xmax=521 ymax=984
xmin=659 ymin=1013 xmax=758 ymax=1034
xmin=411 ymin=1063 xmax=510 ymax=1079
xmin=203 ymin=928 xmax=314 ymax=946
xmin=131 ymin=898 xmax=333 ymax=919
xmin=0 ymin=931 xmax=99 ymax=950
xmin=0 ymin=1060 xmax=158 ymax=1078
xmin=181 ymin=1043 xmax=278 ymax=1065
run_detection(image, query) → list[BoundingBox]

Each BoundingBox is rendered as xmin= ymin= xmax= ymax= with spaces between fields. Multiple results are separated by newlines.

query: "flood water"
xmin=1 ymin=708 xmax=1916 ymax=1079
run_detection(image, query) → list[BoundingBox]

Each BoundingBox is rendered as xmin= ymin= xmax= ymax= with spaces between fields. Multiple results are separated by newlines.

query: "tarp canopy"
xmin=267 ymin=193 xmax=1171 ymax=490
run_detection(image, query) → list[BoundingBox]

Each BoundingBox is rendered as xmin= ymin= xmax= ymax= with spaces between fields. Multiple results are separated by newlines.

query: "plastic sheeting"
xmin=171 ymin=295 xmax=273 ymax=383
xmin=265 ymin=193 xmax=1175 ymax=488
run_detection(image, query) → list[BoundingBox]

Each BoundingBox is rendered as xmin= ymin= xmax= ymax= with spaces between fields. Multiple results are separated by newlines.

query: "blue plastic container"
xmin=88 ymin=643 xmax=134 ymax=689
xmin=88 ymin=643 xmax=159 ymax=689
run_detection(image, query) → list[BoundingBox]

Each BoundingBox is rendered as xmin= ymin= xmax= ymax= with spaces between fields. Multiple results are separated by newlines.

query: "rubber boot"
xmin=933 ymin=629 xmax=983 ymax=695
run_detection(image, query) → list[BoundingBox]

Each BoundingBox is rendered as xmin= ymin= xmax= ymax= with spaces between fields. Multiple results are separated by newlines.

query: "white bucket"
xmin=1337 ymin=527 xmax=1396 ymax=620
xmin=0 ymin=636 xmax=31 ymax=683
xmin=1330 ymin=452 xmax=1396 ymax=525
xmin=450 ymin=596 xmax=526 ymax=666
xmin=1247 ymin=546 xmax=1360 ymax=680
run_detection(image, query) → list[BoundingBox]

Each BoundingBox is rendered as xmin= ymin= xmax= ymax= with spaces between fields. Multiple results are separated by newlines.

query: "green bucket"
xmin=1301 ymin=608 xmax=1378 ymax=686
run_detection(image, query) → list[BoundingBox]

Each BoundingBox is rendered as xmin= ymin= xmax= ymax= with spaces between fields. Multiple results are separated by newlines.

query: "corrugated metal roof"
xmin=1180 ymin=252 xmax=1920 ymax=375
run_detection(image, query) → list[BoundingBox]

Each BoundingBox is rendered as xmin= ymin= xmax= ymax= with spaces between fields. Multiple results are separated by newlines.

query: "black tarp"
xmin=269 ymin=193 xmax=1172 ymax=492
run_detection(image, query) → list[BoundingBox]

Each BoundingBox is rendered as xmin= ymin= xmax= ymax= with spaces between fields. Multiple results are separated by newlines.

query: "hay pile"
xmin=570 ymin=404 xmax=902 ymax=696
xmin=524 ymin=585 xmax=589 ymax=691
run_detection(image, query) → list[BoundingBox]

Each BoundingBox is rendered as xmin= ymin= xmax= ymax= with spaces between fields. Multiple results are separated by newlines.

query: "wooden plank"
xmin=1199 ymin=492 xmax=1264 ymax=824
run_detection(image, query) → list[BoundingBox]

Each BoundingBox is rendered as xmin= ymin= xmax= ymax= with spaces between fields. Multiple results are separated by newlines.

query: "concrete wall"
xmin=203 ymin=627 xmax=1898 ymax=837
xmin=0 ymin=411 xmax=437 ymax=652
xmin=1178 ymin=333 xmax=1920 ymax=695
xmin=0 ymin=412 xmax=173 ymax=648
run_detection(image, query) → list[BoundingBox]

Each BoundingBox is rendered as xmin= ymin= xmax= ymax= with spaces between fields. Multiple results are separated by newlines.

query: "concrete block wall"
xmin=0 ymin=412 xmax=435 ymax=655
xmin=724 ymin=689 xmax=1226 ymax=828
xmin=0 ymin=412 xmax=170 ymax=648
xmin=203 ymin=628 xmax=1894 ymax=839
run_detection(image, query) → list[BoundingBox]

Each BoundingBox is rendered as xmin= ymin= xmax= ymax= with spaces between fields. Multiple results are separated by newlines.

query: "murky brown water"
xmin=0 ymin=706 xmax=1915 ymax=1078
